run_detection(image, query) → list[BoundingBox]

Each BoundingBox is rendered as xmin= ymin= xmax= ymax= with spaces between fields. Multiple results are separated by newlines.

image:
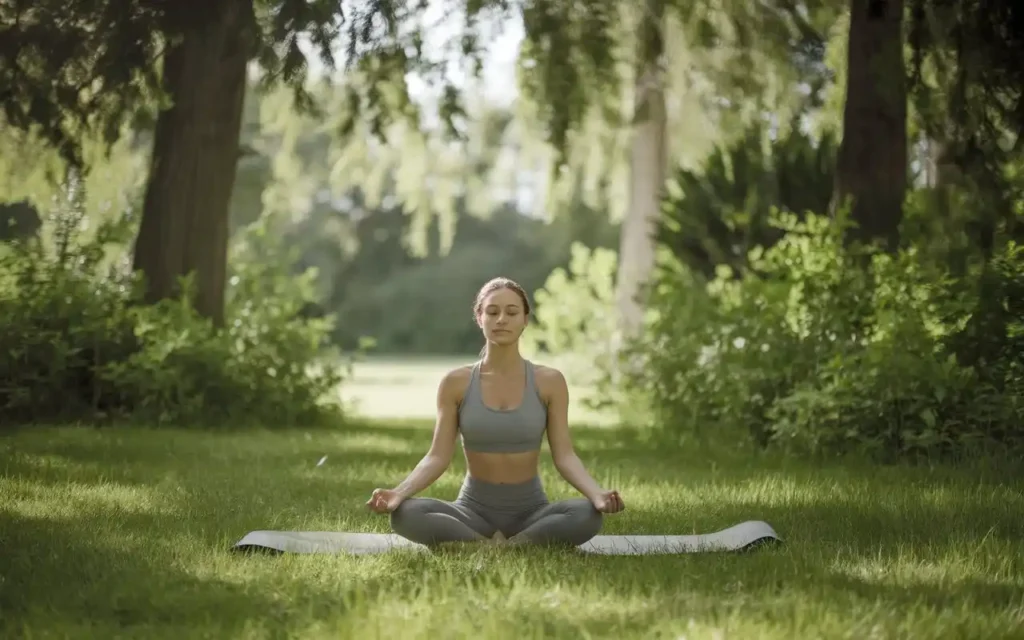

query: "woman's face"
xmin=477 ymin=287 xmax=527 ymax=345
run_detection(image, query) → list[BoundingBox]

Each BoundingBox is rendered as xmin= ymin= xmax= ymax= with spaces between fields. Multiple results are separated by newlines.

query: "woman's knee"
xmin=564 ymin=499 xmax=604 ymax=543
xmin=578 ymin=501 xmax=604 ymax=536
xmin=389 ymin=498 xmax=429 ymax=536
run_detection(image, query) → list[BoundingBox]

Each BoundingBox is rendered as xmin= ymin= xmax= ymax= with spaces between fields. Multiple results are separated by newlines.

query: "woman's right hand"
xmin=366 ymin=488 xmax=405 ymax=514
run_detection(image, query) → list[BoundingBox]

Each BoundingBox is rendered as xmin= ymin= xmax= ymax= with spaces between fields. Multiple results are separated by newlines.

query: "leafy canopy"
xmin=0 ymin=0 xmax=622 ymax=171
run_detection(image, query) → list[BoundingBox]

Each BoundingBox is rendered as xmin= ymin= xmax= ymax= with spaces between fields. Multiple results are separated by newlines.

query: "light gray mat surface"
xmin=232 ymin=520 xmax=780 ymax=555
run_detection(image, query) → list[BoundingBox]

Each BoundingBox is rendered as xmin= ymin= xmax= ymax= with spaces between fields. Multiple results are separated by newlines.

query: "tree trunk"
xmin=615 ymin=0 xmax=668 ymax=343
xmin=132 ymin=0 xmax=255 ymax=325
xmin=832 ymin=0 xmax=908 ymax=251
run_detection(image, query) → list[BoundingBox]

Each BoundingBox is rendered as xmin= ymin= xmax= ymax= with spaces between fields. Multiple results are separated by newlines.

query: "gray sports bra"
xmin=457 ymin=360 xmax=547 ymax=453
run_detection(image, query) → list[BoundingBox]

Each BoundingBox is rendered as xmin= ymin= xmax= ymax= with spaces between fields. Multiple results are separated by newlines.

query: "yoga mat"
xmin=232 ymin=520 xmax=780 ymax=555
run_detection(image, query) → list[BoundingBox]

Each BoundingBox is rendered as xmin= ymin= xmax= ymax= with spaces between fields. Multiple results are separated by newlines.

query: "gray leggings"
xmin=390 ymin=475 xmax=603 ymax=547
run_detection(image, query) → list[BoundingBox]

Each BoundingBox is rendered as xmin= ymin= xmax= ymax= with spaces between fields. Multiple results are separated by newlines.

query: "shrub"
xmin=657 ymin=120 xmax=836 ymax=281
xmin=520 ymin=242 xmax=622 ymax=413
xmin=626 ymin=209 xmax=1024 ymax=461
xmin=0 ymin=181 xmax=347 ymax=428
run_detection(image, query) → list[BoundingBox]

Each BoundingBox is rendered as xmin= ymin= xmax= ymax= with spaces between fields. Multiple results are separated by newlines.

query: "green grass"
xmin=3 ymin=418 xmax=1023 ymax=639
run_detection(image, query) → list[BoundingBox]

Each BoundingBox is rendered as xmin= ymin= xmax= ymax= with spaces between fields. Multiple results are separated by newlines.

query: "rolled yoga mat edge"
xmin=231 ymin=520 xmax=781 ymax=556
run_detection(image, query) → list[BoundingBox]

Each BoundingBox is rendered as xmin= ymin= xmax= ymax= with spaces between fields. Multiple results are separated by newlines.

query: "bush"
xmin=657 ymin=120 xmax=836 ymax=280
xmin=626 ymin=209 xmax=1024 ymax=461
xmin=520 ymin=242 xmax=622 ymax=412
xmin=0 ymin=181 xmax=347 ymax=428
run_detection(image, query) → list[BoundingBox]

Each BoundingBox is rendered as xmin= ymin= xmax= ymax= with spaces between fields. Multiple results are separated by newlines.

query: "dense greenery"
xmin=625 ymin=209 xmax=1023 ymax=460
xmin=2 ymin=0 xmax=1023 ymax=464
xmin=657 ymin=120 xmax=837 ymax=280
xmin=524 ymin=115 xmax=1023 ymax=461
xmin=0 ymin=177 xmax=344 ymax=427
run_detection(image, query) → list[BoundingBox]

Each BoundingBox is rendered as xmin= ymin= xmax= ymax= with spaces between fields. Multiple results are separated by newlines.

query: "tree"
xmin=129 ymin=0 xmax=257 ymax=324
xmin=1 ymin=0 xmax=628 ymax=324
xmin=827 ymin=0 xmax=1024 ymax=254
xmin=0 ymin=1 xmax=332 ymax=322
xmin=321 ymin=0 xmax=842 ymax=348
xmin=831 ymin=0 xmax=908 ymax=251
xmin=614 ymin=0 xmax=668 ymax=342
xmin=15 ymin=0 xmax=982 ymax=328
xmin=906 ymin=0 xmax=1024 ymax=261
xmin=613 ymin=0 xmax=847 ymax=342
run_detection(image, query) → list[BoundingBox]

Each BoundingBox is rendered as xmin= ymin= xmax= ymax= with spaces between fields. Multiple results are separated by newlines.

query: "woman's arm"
xmin=542 ymin=367 xmax=605 ymax=502
xmin=391 ymin=369 xmax=464 ymax=498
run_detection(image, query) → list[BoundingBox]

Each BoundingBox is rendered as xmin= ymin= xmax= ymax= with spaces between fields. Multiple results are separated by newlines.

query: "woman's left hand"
xmin=591 ymin=489 xmax=625 ymax=514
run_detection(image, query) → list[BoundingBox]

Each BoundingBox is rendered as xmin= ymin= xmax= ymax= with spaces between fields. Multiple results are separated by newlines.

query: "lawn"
xmin=3 ymin=414 xmax=1023 ymax=639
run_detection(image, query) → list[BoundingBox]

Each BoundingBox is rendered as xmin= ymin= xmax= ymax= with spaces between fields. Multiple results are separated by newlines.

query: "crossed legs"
xmin=390 ymin=497 xmax=603 ymax=548
xmin=390 ymin=498 xmax=496 ymax=544
xmin=508 ymin=498 xmax=604 ymax=546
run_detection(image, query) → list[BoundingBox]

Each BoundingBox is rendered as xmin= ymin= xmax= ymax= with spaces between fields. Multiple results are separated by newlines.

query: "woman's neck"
xmin=481 ymin=344 xmax=523 ymax=374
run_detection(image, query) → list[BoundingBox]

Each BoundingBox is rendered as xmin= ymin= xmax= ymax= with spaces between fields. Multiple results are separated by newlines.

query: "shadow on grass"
xmin=0 ymin=506 xmax=430 ymax=637
xmin=819 ymin=570 xmax=1024 ymax=611
xmin=0 ymin=510 xmax=277 ymax=636
xmin=1 ymin=430 xmax=430 ymax=547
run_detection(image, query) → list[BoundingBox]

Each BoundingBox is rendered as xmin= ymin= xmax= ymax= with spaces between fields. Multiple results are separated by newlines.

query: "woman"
xmin=366 ymin=277 xmax=625 ymax=547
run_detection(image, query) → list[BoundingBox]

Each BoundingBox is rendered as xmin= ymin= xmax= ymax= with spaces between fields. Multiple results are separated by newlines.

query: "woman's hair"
xmin=474 ymin=277 xmax=531 ymax=357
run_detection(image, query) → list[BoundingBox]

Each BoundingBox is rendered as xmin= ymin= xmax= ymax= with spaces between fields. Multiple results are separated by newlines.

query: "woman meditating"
xmin=366 ymin=277 xmax=625 ymax=547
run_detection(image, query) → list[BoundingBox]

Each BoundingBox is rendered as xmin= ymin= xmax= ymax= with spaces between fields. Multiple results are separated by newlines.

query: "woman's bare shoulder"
xmin=530 ymin=361 xmax=569 ymax=395
xmin=438 ymin=363 xmax=475 ymax=402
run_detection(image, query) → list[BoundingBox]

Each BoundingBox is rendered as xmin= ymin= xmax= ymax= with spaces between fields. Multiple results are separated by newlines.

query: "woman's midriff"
xmin=464 ymin=449 xmax=541 ymax=484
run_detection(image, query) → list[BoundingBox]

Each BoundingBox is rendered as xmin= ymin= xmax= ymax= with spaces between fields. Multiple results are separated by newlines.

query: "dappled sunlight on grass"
xmin=2 ymin=422 xmax=1023 ymax=638
xmin=838 ymin=549 xmax=1023 ymax=590
xmin=3 ymin=477 xmax=174 ymax=520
